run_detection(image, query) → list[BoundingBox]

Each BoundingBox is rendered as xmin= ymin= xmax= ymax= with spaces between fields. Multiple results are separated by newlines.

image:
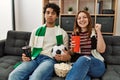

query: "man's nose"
xmin=48 ymin=13 xmax=52 ymax=16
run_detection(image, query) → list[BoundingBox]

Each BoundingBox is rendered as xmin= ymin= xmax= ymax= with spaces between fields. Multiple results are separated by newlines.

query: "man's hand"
xmin=22 ymin=53 xmax=31 ymax=62
xmin=54 ymin=50 xmax=71 ymax=62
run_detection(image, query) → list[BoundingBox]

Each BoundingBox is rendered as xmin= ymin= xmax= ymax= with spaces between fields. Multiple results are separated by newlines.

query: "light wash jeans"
xmin=65 ymin=56 xmax=106 ymax=80
xmin=8 ymin=54 xmax=56 ymax=80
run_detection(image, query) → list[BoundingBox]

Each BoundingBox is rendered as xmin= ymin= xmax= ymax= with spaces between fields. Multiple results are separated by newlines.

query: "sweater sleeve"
xmin=61 ymin=29 xmax=69 ymax=49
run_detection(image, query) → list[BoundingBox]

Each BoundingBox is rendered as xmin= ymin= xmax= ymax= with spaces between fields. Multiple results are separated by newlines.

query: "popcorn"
xmin=54 ymin=63 xmax=72 ymax=77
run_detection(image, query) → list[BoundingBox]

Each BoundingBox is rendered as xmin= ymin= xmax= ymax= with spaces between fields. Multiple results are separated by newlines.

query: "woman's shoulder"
xmin=90 ymin=28 xmax=96 ymax=38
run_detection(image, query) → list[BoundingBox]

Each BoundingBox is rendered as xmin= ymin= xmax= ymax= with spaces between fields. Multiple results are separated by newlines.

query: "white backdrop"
xmin=0 ymin=0 xmax=120 ymax=38
xmin=0 ymin=0 xmax=13 ymax=40
xmin=15 ymin=0 xmax=43 ymax=32
xmin=14 ymin=0 xmax=120 ymax=35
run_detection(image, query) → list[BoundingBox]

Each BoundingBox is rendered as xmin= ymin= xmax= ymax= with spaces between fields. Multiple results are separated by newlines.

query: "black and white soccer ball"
xmin=51 ymin=45 xmax=67 ymax=57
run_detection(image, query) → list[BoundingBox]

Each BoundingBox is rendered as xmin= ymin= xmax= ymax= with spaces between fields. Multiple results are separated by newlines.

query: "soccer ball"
xmin=51 ymin=45 xmax=67 ymax=57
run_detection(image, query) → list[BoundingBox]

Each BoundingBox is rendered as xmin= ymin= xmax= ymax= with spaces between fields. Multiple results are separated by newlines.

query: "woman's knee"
xmin=75 ymin=56 xmax=91 ymax=64
xmin=89 ymin=58 xmax=106 ymax=77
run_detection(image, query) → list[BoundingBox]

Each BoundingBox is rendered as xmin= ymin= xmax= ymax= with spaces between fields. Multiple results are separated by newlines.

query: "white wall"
xmin=15 ymin=0 xmax=43 ymax=32
xmin=0 ymin=0 xmax=13 ymax=39
xmin=0 ymin=0 xmax=119 ymax=40
xmin=15 ymin=0 xmax=120 ymax=35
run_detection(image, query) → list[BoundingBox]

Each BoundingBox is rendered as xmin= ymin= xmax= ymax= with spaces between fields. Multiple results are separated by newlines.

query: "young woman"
xmin=65 ymin=11 xmax=106 ymax=80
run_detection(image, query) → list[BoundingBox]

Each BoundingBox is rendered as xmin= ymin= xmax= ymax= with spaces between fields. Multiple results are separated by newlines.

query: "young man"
xmin=8 ymin=3 xmax=71 ymax=80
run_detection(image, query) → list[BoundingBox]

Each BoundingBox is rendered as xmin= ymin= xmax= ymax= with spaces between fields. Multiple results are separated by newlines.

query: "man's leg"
xmin=8 ymin=60 xmax=38 ymax=80
xmin=29 ymin=58 xmax=55 ymax=80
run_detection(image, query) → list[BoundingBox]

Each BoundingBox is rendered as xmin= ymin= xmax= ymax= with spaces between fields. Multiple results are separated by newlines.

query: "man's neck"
xmin=46 ymin=23 xmax=55 ymax=28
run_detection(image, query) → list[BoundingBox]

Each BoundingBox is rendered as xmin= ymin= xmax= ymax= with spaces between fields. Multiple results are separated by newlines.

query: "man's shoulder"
xmin=59 ymin=28 xmax=68 ymax=37
xmin=57 ymin=26 xmax=66 ymax=32
xmin=32 ymin=24 xmax=45 ymax=32
xmin=59 ymin=27 xmax=67 ymax=33
xmin=37 ymin=24 xmax=46 ymax=29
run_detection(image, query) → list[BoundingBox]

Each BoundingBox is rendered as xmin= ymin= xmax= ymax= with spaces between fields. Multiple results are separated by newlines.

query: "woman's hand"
xmin=22 ymin=53 xmax=31 ymax=62
xmin=70 ymin=37 xmax=75 ymax=52
xmin=95 ymin=23 xmax=102 ymax=33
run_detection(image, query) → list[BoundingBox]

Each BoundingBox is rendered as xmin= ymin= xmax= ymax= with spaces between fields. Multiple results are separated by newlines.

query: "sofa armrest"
xmin=0 ymin=39 xmax=5 ymax=57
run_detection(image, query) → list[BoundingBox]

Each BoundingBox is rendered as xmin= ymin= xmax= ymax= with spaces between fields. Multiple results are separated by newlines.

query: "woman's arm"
xmin=95 ymin=24 xmax=106 ymax=53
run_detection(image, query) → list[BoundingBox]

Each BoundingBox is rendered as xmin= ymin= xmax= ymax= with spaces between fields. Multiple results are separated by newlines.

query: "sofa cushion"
xmin=103 ymin=36 xmax=120 ymax=65
xmin=102 ymin=65 xmax=120 ymax=80
xmin=4 ymin=31 xmax=31 ymax=56
xmin=0 ymin=55 xmax=21 ymax=80
xmin=0 ymin=40 xmax=5 ymax=57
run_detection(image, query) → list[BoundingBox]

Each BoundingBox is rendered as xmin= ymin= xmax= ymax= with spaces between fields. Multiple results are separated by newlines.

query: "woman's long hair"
xmin=73 ymin=11 xmax=93 ymax=37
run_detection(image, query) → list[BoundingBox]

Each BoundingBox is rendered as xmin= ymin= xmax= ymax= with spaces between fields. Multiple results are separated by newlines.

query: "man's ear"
xmin=55 ymin=17 xmax=58 ymax=20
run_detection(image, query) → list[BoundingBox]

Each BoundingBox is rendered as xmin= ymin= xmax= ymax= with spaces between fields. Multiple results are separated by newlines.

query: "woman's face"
xmin=77 ymin=12 xmax=89 ymax=30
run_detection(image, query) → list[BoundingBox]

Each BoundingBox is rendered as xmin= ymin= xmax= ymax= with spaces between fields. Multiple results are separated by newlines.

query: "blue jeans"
xmin=65 ymin=56 xmax=106 ymax=80
xmin=8 ymin=55 xmax=56 ymax=80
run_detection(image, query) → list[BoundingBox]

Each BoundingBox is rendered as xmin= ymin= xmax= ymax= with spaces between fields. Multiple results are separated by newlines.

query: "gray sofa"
xmin=0 ymin=30 xmax=120 ymax=80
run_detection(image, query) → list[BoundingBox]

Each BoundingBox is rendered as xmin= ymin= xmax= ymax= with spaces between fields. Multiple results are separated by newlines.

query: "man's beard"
xmin=47 ymin=21 xmax=55 ymax=25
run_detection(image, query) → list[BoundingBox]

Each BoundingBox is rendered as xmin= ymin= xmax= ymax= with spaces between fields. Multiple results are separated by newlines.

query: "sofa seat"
xmin=102 ymin=65 xmax=120 ymax=80
xmin=0 ymin=30 xmax=120 ymax=80
xmin=0 ymin=30 xmax=31 ymax=80
xmin=0 ymin=56 xmax=21 ymax=80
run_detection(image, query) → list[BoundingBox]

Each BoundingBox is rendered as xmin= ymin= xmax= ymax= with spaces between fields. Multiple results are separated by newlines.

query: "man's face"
xmin=45 ymin=8 xmax=58 ymax=24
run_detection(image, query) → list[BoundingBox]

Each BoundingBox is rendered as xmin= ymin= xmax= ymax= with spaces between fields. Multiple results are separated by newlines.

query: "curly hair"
xmin=43 ymin=3 xmax=60 ymax=17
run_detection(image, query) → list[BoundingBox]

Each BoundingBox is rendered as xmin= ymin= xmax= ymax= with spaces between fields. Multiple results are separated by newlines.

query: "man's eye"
xmin=46 ymin=12 xmax=49 ymax=14
xmin=52 ymin=12 xmax=56 ymax=15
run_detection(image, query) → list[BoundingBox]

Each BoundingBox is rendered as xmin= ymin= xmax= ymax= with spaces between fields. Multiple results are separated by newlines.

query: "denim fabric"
xmin=8 ymin=55 xmax=56 ymax=80
xmin=65 ymin=56 xmax=106 ymax=80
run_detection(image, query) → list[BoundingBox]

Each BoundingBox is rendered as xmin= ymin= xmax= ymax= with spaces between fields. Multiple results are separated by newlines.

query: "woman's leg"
xmin=29 ymin=58 xmax=55 ymax=80
xmin=66 ymin=56 xmax=91 ymax=80
xmin=84 ymin=75 xmax=91 ymax=80
xmin=88 ymin=56 xmax=106 ymax=78
xmin=8 ymin=60 xmax=38 ymax=80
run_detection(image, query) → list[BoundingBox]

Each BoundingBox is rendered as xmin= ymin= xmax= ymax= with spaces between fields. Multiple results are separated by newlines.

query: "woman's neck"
xmin=81 ymin=28 xmax=87 ymax=32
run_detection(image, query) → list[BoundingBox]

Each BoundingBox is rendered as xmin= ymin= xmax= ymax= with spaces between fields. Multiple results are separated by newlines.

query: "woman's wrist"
xmin=96 ymin=30 xmax=102 ymax=35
